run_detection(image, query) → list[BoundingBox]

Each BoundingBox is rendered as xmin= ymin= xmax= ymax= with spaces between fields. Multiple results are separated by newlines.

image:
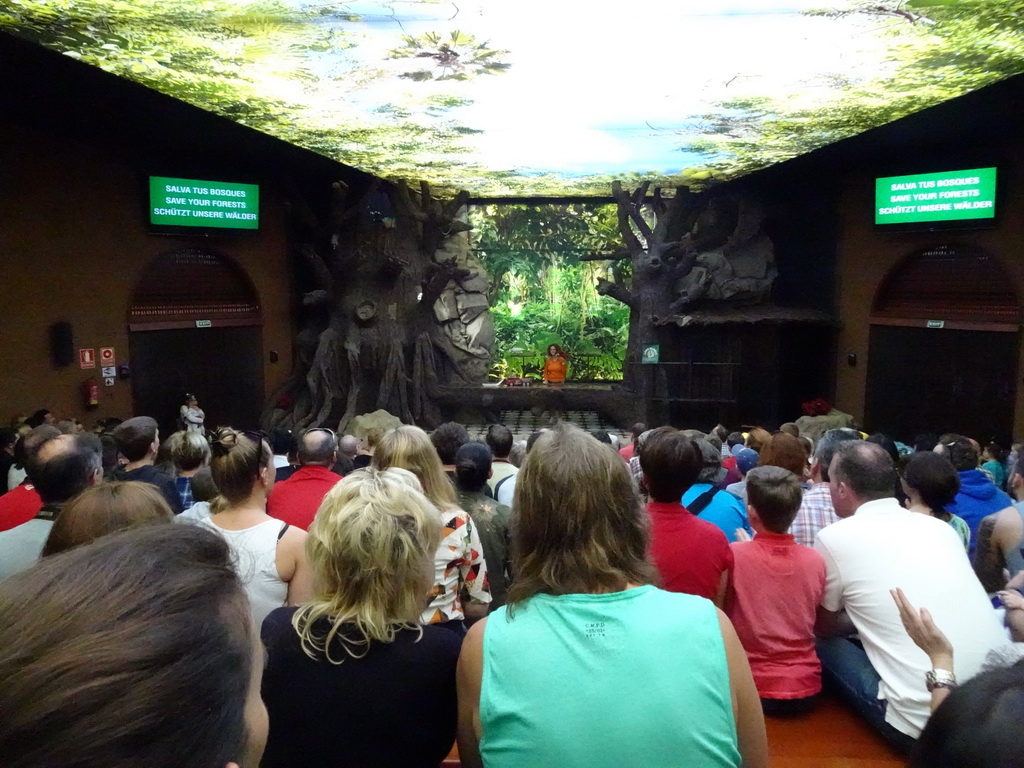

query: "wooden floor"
xmin=763 ymin=693 xmax=905 ymax=767
xmin=442 ymin=692 xmax=906 ymax=767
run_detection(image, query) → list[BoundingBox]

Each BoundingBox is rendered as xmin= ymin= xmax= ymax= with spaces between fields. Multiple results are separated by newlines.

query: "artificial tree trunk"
xmin=588 ymin=182 xmax=776 ymax=424
xmin=263 ymin=179 xmax=481 ymax=433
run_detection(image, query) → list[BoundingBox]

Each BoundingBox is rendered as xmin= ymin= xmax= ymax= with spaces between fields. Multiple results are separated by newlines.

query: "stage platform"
xmin=436 ymin=382 xmax=637 ymax=433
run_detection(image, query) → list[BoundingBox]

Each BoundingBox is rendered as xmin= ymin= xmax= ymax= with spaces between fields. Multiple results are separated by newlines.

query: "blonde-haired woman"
xmin=260 ymin=467 xmax=462 ymax=768
xmin=374 ymin=425 xmax=490 ymax=633
xmin=456 ymin=423 xmax=768 ymax=768
xmin=199 ymin=427 xmax=312 ymax=628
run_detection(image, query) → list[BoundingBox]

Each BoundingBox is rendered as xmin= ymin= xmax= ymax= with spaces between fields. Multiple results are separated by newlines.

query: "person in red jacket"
xmin=267 ymin=428 xmax=342 ymax=530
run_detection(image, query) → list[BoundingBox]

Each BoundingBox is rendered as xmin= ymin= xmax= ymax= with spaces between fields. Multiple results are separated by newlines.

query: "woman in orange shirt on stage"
xmin=542 ymin=344 xmax=567 ymax=385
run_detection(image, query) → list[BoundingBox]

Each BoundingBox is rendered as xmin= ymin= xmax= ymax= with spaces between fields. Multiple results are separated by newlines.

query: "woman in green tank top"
xmin=456 ymin=423 xmax=768 ymax=768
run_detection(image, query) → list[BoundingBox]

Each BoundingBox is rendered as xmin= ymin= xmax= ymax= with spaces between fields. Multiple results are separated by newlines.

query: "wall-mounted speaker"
xmin=49 ymin=321 xmax=74 ymax=367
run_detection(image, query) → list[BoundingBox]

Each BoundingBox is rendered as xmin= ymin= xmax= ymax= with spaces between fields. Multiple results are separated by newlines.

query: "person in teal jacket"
xmin=455 ymin=423 xmax=768 ymax=768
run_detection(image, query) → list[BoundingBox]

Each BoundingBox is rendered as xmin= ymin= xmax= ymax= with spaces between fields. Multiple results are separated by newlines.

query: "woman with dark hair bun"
xmin=902 ymin=451 xmax=970 ymax=551
xmin=0 ymin=524 xmax=267 ymax=768
xmin=200 ymin=427 xmax=312 ymax=627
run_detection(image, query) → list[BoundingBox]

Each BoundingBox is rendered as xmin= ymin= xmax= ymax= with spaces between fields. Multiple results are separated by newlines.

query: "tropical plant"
xmin=387 ymin=30 xmax=511 ymax=81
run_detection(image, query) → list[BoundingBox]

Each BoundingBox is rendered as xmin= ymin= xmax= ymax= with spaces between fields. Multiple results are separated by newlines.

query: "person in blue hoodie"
xmin=938 ymin=434 xmax=1013 ymax=557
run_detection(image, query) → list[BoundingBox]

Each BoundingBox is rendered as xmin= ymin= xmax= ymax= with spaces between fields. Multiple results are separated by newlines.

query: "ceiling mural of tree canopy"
xmin=4 ymin=0 xmax=1023 ymax=195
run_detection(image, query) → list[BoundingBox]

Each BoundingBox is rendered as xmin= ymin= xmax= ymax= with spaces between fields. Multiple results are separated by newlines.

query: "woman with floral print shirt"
xmin=374 ymin=425 xmax=491 ymax=635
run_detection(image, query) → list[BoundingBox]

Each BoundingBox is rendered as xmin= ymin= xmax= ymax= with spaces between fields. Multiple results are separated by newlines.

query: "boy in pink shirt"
xmin=726 ymin=465 xmax=826 ymax=714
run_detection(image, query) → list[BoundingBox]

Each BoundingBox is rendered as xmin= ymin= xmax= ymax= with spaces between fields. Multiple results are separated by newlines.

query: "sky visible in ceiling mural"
xmin=3 ymin=0 xmax=1023 ymax=196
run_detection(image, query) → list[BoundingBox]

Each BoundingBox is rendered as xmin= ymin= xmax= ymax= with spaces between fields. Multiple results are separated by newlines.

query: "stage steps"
xmin=461 ymin=410 xmax=629 ymax=446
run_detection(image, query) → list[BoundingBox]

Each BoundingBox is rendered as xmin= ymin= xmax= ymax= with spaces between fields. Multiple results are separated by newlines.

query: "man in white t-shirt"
xmin=814 ymin=441 xmax=1005 ymax=750
xmin=486 ymin=425 xmax=518 ymax=502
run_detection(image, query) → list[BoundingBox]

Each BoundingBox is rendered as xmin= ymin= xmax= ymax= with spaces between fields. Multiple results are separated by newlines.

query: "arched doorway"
xmin=128 ymin=248 xmax=264 ymax=435
xmin=865 ymin=244 xmax=1020 ymax=441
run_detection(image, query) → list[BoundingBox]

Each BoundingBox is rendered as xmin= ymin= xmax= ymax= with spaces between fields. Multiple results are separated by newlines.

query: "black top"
xmin=0 ymin=455 xmax=15 ymax=497
xmin=351 ymin=454 xmax=372 ymax=470
xmin=260 ymin=607 xmax=461 ymax=768
xmin=109 ymin=464 xmax=183 ymax=514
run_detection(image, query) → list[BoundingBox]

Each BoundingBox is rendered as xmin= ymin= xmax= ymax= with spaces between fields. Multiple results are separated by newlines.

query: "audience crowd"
xmin=1 ymin=404 xmax=1023 ymax=768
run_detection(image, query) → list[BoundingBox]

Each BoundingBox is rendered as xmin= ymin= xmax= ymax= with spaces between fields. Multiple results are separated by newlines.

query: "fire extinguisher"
xmin=83 ymin=377 xmax=99 ymax=409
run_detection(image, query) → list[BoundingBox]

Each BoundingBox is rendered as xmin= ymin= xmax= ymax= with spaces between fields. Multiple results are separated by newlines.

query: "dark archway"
xmin=128 ymin=248 xmax=264 ymax=435
xmin=866 ymin=244 xmax=1020 ymax=441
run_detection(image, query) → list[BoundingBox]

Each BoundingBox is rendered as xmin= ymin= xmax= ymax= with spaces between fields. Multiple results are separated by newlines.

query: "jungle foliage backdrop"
xmin=469 ymin=203 xmax=629 ymax=380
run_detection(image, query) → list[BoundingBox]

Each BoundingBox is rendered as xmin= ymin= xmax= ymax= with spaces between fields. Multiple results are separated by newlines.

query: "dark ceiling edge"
xmin=0 ymin=30 xmax=377 ymax=190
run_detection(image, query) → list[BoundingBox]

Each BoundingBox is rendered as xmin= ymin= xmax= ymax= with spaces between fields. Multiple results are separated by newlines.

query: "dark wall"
xmin=0 ymin=32 xmax=373 ymax=427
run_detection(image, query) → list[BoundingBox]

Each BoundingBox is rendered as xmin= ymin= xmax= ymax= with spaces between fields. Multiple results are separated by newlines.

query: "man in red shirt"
xmin=0 ymin=425 xmax=58 ymax=531
xmin=267 ymin=428 xmax=342 ymax=530
xmin=641 ymin=426 xmax=733 ymax=607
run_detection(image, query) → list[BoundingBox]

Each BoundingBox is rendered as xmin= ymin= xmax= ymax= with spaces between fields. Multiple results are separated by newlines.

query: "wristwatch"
xmin=925 ymin=668 xmax=957 ymax=692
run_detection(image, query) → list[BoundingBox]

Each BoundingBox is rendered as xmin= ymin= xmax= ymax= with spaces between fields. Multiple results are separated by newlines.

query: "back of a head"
xmin=190 ymin=466 xmax=219 ymax=503
xmin=902 ymin=451 xmax=960 ymax=520
xmin=373 ymin=425 xmax=457 ymax=509
xmin=910 ymin=663 xmax=1024 ymax=768
xmin=454 ymin=441 xmax=492 ymax=494
xmin=735 ymin=448 xmax=759 ymax=477
xmin=298 ymin=428 xmax=336 ymax=467
xmin=364 ymin=427 xmax=384 ymax=451
xmin=0 ymin=524 xmax=257 ymax=768
xmin=507 ymin=440 xmax=527 ymax=468
xmin=526 ymin=429 xmax=547 ymax=454
xmin=943 ymin=435 xmax=980 ymax=472
xmin=170 ymin=430 xmax=211 ymax=473
xmin=639 ymin=427 xmax=702 ymax=502
xmin=746 ymin=466 xmax=803 ymax=533
xmin=727 ymin=431 xmax=745 ymax=449
xmin=866 ymin=433 xmax=899 ymax=466
xmin=693 ymin=438 xmax=725 ymax=485
xmin=26 ymin=409 xmax=50 ymax=428
xmin=430 ymin=422 xmax=469 ymax=465
xmin=17 ymin=424 xmax=61 ymax=474
xmin=41 ymin=481 xmax=174 ymax=557
xmin=32 ymin=433 xmax=102 ymax=505
xmin=831 ymin=441 xmax=897 ymax=502
xmin=269 ymin=428 xmax=295 ymax=457
xmin=0 ymin=428 xmax=15 ymax=454
xmin=298 ymin=466 xmax=441 ymax=660
xmin=485 ymin=424 xmax=514 ymax=459
xmin=99 ymin=434 xmax=121 ymax=474
xmin=337 ymin=434 xmax=360 ymax=458
xmin=209 ymin=427 xmax=268 ymax=505
xmin=759 ymin=432 xmax=808 ymax=478
xmin=914 ymin=433 xmax=939 ymax=453
xmin=589 ymin=429 xmax=613 ymax=445
xmin=510 ymin=423 xmax=651 ymax=606
xmin=814 ymin=428 xmax=862 ymax=482
xmin=629 ymin=423 xmax=647 ymax=444
xmin=113 ymin=417 xmax=159 ymax=463
xmin=779 ymin=422 xmax=800 ymax=438
xmin=745 ymin=427 xmax=772 ymax=454
xmin=56 ymin=419 xmax=77 ymax=435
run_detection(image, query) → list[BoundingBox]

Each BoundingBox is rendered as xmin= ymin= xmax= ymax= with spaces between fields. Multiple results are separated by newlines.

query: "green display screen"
xmin=875 ymin=168 xmax=996 ymax=226
xmin=149 ymin=176 xmax=259 ymax=230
